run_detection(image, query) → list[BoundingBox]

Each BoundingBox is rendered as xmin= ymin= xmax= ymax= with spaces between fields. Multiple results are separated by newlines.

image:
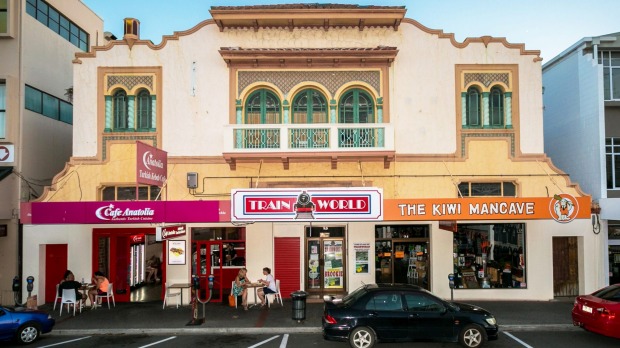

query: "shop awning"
xmin=0 ymin=167 xmax=12 ymax=181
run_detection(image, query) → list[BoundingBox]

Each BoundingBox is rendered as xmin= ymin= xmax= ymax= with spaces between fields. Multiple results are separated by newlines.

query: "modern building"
xmin=0 ymin=0 xmax=103 ymax=305
xmin=21 ymin=4 xmax=596 ymax=307
xmin=542 ymin=32 xmax=620 ymax=287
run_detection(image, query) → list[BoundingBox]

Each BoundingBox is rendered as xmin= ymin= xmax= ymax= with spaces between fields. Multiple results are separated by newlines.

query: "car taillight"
xmin=324 ymin=313 xmax=337 ymax=324
xmin=597 ymin=308 xmax=616 ymax=319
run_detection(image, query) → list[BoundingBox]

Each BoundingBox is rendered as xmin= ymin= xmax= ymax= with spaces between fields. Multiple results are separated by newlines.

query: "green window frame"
xmin=489 ymin=86 xmax=504 ymax=127
xmin=136 ymin=89 xmax=152 ymax=130
xmin=113 ymin=89 xmax=128 ymax=130
xmin=466 ymin=86 xmax=481 ymax=127
xmin=244 ymin=89 xmax=281 ymax=124
xmin=292 ymin=88 xmax=328 ymax=124
xmin=338 ymin=89 xmax=374 ymax=123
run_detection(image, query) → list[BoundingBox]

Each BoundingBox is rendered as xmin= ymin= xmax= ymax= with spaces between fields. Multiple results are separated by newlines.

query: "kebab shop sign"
xmin=231 ymin=188 xmax=383 ymax=221
xmin=136 ymin=141 xmax=167 ymax=187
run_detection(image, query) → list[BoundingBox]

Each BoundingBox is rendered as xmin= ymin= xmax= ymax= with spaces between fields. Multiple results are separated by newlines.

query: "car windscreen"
xmin=593 ymin=285 xmax=620 ymax=302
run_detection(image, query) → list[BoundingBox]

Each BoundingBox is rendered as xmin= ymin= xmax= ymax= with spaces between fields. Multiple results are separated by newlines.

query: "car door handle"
xmin=368 ymin=312 xmax=378 ymax=317
xmin=409 ymin=313 xmax=419 ymax=318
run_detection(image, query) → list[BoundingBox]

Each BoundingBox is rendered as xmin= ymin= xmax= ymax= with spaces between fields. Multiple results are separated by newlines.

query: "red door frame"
xmin=92 ymin=228 xmax=160 ymax=302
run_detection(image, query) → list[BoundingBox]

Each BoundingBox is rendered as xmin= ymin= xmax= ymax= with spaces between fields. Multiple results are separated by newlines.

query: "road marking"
xmin=138 ymin=336 xmax=177 ymax=347
xmin=248 ymin=335 xmax=280 ymax=348
xmin=38 ymin=336 xmax=91 ymax=347
xmin=279 ymin=334 xmax=289 ymax=348
xmin=504 ymin=331 xmax=534 ymax=348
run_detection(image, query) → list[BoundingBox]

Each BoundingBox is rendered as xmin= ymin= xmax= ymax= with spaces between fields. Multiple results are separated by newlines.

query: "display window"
xmin=453 ymin=223 xmax=526 ymax=289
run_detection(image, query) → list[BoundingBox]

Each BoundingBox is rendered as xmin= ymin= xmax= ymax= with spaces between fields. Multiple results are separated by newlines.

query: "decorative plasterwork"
xmin=106 ymin=75 xmax=154 ymax=92
xmin=238 ymin=70 xmax=381 ymax=96
xmin=464 ymin=73 xmax=510 ymax=88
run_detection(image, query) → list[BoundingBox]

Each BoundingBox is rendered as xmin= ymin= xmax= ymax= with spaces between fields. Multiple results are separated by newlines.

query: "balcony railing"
xmin=226 ymin=123 xmax=393 ymax=152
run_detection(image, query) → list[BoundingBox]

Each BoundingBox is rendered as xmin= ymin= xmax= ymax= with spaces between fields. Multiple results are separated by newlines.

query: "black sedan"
xmin=322 ymin=283 xmax=498 ymax=348
xmin=0 ymin=305 xmax=55 ymax=344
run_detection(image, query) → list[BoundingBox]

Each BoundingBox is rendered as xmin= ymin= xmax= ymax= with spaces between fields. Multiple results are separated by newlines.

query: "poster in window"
xmin=168 ymin=240 xmax=186 ymax=265
xmin=354 ymin=242 xmax=370 ymax=273
xmin=324 ymin=240 xmax=343 ymax=288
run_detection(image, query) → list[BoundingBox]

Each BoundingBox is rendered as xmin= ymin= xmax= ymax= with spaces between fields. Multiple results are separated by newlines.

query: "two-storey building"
xmin=21 ymin=4 xmax=595 ymax=306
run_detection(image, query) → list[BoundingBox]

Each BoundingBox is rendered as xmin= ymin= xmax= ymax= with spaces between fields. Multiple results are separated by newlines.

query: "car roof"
xmin=365 ymin=283 xmax=425 ymax=291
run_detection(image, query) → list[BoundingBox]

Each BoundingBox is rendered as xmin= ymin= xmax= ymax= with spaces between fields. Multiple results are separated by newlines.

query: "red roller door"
xmin=274 ymin=237 xmax=300 ymax=299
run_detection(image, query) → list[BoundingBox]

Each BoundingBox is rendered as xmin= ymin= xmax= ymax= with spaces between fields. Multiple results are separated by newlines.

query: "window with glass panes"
xmin=245 ymin=89 xmax=281 ymax=124
xmin=101 ymin=185 xmax=161 ymax=201
xmin=606 ymin=137 xmax=620 ymax=189
xmin=338 ymin=89 xmax=374 ymax=123
xmin=0 ymin=0 xmax=8 ymax=34
xmin=458 ymin=182 xmax=516 ymax=197
xmin=26 ymin=0 xmax=88 ymax=51
xmin=489 ymin=86 xmax=505 ymax=127
xmin=600 ymin=51 xmax=620 ymax=101
xmin=24 ymin=85 xmax=72 ymax=124
xmin=466 ymin=86 xmax=481 ymax=127
xmin=292 ymin=88 xmax=328 ymax=124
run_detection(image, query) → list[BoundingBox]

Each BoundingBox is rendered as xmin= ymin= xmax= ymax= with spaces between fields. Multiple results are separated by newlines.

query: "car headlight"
xmin=485 ymin=317 xmax=497 ymax=325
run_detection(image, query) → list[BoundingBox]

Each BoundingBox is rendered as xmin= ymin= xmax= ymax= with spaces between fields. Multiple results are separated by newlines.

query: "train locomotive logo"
xmin=294 ymin=191 xmax=315 ymax=219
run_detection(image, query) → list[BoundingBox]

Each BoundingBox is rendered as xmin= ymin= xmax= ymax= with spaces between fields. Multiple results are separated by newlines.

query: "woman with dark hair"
xmin=88 ymin=271 xmax=109 ymax=309
xmin=257 ymin=267 xmax=276 ymax=307
xmin=59 ymin=270 xmax=85 ymax=306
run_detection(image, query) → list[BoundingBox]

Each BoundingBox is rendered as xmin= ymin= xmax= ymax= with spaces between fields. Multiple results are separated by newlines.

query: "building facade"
xmin=542 ymin=32 xmax=620 ymax=287
xmin=0 ymin=0 xmax=103 ymax=305
xmin=21 ymin=4 xmax=596 ymax=306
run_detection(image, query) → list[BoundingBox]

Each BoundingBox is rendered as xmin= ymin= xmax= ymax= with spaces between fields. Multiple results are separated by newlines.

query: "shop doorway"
xmin=305 ymin=226 xmax=346 ymax=297
xmin=44 ymin=244 xmax=67 ymax=303
xmin=192 ymin=240 xmax=224 ymax=303
xmin=552 ymin=236 xmax=579 ymax=297
xmin=375 ymin=225 xmax=430 ymax=290
xmin=92 ymin=228 xmax=162 ymax=303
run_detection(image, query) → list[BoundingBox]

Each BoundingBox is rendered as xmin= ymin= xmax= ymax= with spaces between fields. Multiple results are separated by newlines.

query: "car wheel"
xmin=16 ymin=323 xmax=40 ymax=345
xmin=349 ymin=326 xmax=376 ymax=348
xmin=459 ymin=324 xmax=487 ymax=348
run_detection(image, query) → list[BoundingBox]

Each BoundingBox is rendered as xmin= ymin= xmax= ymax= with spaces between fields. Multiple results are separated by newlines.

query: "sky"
xmin=81 ymin=0 xmax=618 ymax=62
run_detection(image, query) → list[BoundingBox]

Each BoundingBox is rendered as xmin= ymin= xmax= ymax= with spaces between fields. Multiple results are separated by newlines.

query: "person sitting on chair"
xmin=232 ymin=268 xmax=251 ymax=310
xmin=145 ymin=255 xmax=161 ymax=283
xmin=59 ymin=270 xmax=85 ymax=307
xmin=88 ymin=271 xmax=109 ymax=309
xmin=257 ymin=267 xmax=277 ymax=307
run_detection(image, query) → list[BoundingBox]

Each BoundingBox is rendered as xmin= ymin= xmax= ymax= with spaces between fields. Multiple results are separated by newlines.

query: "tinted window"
xmin=404 ymin=293 xmax=444 ymax=312
xmin=365 ymin=291 xmax=403 ymax=311
xmin=593 ymin=285 xmax=620 ymax=302
xmin=343 ymin=286 xmax=368 ymax=306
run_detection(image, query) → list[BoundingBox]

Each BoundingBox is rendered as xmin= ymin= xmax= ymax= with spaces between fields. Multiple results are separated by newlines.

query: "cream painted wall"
xmin=72 ymin=22 xmax=544 ymax=158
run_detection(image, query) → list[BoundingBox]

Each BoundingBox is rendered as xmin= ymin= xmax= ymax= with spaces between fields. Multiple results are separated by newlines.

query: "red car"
xmin=572 ymin=284 xmax=620 ymax=339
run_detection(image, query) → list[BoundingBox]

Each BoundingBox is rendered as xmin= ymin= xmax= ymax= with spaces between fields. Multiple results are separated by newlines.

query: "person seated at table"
xmin=59 ymin=270 xmax=86 ymax=306
xmin=232 ymin=268 xmax=251 ymax=310
xmin=145 ymin=255 xmax=161 ymax=283
xmin=88 ymin=271 xmax=109 ymax=309
xmin=257 ymin=267 xmax=277 ymax=308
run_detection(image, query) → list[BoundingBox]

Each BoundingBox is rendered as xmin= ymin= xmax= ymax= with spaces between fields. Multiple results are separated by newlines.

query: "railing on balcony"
xmin=234 ymin=128 xmax=280 ymax=149
xmin=338 ymin=128 xmax=384 ymax=148
xmin=228 ymin=123 xmax=393 ymax=152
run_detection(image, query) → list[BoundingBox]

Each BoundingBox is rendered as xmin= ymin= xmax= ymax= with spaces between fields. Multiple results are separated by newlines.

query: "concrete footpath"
xmin=38 ymin=296 xmax=580 ymax=336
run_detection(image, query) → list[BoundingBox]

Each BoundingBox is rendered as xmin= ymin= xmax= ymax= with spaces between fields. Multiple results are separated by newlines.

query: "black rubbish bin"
xmin=291 ymin=290 xmax=308 ymax=322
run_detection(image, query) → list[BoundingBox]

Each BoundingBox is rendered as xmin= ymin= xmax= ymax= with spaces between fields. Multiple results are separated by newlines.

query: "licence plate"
xmin=582 ymin=304 xmax=592 ymax=313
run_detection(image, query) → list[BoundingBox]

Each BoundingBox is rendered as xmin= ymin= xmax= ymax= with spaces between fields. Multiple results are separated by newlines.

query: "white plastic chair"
xmin=52 ymin=283 xmax=62 ymax=311
xmin=59 ymin=289 xmax=81 ymax=316
xmin=265 ymin=279 xmax=283 ymax=308
xmin=162 ymin=282 xmax=181 ymax=309
xmin=231 ymin=281 xmax=238 ymax=308
xmin=95 ymin=283 xmax=115 ymax=309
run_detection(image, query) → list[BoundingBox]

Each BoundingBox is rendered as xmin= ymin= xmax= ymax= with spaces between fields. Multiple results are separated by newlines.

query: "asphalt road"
xmin=2 ymin=330 xmax=619 ymax=348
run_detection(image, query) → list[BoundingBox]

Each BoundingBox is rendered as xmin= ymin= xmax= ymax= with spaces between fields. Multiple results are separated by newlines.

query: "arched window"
xmin=292 ymin=88 xmax=328 ymax=124
xmin=489 ymin=86 xmax=504 ymax=127
xmin=136 ymin=89 xmax=152 ymax=129
xmin=113 ymin=89 xmax=128 ymax=130
xmin=339 ymin=89 xmax=374 ymax=123
xmin=466 ymin=86 xmax=481 ymax=127
xmin=245 ymin=89 xmax=281 ymax=124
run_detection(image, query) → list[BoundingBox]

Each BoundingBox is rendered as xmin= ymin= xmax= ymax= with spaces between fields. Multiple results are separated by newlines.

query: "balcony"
xmin=223 ymin=123 xmax=395 ymax=169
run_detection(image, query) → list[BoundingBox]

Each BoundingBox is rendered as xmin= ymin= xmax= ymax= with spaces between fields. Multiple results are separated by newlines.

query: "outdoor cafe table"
xmin=169 ymin=283 xmax=192 ymax=306
xmin=245 ymin=282 xmax=264 ymax=307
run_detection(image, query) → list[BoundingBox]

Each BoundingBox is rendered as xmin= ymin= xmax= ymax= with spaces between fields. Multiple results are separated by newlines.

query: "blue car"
xmin=0 ymin=305 xmax=55 ymax=344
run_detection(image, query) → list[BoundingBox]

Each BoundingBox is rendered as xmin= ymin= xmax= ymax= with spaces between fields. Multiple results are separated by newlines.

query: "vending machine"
xmin=129 ymin=234 xmax=145 ymax=287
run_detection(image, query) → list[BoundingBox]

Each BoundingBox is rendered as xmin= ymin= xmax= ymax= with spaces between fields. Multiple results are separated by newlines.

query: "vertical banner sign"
xmin=136 ymin=141 xmax=167 ymax=187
